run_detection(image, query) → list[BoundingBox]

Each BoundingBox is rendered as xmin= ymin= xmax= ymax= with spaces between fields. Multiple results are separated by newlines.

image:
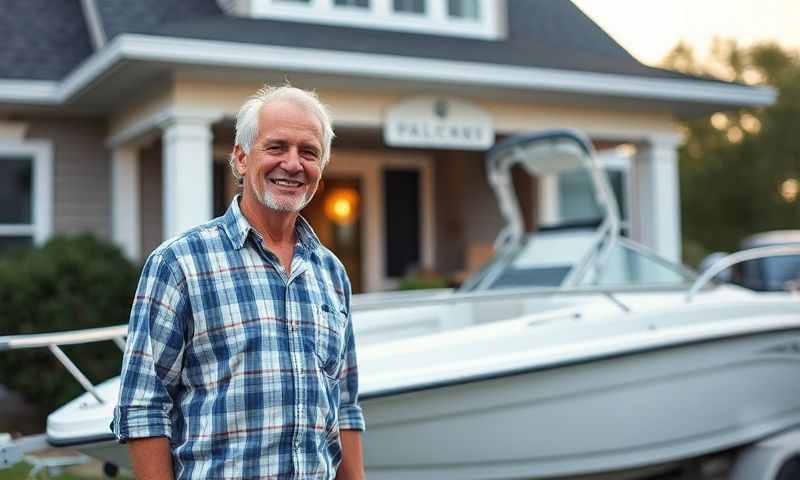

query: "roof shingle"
xmin=0 ymin=0 xmax=93 ymax=81
xmin=0 ymin=0 xmax=712 ymax=83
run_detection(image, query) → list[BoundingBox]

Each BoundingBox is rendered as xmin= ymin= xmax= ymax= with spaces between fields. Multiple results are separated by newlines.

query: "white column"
xmin=111 ymin=145 xmax=141 ymax=260
xmin=632 ymin=134 xmax=684 ymax=262
xmin=161 ymin=116 xmax=214 ymax=240
xmin=537 ymin=174 xmax=560 ymax=225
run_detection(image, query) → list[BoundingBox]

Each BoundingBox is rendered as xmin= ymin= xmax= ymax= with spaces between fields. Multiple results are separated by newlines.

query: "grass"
xmin=0 ymin=462 xmax=86 ymax=480
xmin=0 ymin=459 xmax=132 ymax=480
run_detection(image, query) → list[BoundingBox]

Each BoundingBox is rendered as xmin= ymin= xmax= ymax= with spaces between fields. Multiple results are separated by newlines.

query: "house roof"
xmin=5 ymin=0 xmax=700 ymax=82
xmin=0 ymin=0 xmax=772 ymax=113
xmin=0 ymin=0 xmax=93 ymax=81
xmin=107 ymin=0 xmax=702 ymax=81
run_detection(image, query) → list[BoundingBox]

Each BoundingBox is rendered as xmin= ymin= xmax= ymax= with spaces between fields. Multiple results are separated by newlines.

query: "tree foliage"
xmin=661 ymin=39 xmax=800 ymax=266
xmin=0 ymin=235 xmax=138 ymax=422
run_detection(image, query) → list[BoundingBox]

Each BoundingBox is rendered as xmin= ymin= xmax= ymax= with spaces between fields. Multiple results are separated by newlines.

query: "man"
xmin=113 ymin=85 xmax=365 ymax=479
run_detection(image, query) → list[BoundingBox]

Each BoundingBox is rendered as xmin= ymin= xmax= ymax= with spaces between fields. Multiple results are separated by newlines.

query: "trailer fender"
xmin=730 ymin=429 xmax=800 ymax=480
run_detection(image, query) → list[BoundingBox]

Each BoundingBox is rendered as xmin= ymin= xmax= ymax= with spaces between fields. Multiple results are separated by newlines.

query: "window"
xmin=0 ymin=142 xmax=52 ymax=255
xmin=384 ymin=169 xmax=420 ymax=277
xmin=334 ymin=0 xmax=369 ymax=7
xmin=556 ymin=150 xmax=631 ymax=232
xmin=0 ymin=158 xmax=32 ymax=225
xmin=242 ymin=0 xmax=503 ymax=39
xmin=394 ymin=0 xmax=425 ymax=14
xmin=448 ymin=0 xmax=479 ymax=19
xmin=737 ymin=256 xmax=800 ymax=292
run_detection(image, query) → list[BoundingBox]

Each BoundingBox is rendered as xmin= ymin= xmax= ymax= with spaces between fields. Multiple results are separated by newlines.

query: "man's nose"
xmin=281 ymin=148 xmax=303 ymax=173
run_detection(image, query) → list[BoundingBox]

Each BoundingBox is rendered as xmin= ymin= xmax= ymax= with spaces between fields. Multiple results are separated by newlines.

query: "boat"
xmin=2 ymin=130 xmax=800 ymax=479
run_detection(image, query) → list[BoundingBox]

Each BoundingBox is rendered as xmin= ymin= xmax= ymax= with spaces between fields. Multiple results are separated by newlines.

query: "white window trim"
xmin=0 ymin=141 xmax=53 ymax=245
xmin=246 ymin=0 xmax=504 ymax=40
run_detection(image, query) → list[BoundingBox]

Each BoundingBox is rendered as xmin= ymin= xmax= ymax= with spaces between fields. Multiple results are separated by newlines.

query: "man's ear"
xmin=233 ymin=145 xmax=247 ymax=178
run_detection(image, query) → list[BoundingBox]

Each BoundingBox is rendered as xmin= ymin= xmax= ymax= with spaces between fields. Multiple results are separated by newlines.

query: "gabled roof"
xmin=94 ymin=0 xmax=222 ymax=41
xmin=0 ymin=0 xmax=773 ymax=112
xmin=0 ymin=0 xmax=92 ymax=80
xmin=3 ymin=0 xmax=695 ymax=82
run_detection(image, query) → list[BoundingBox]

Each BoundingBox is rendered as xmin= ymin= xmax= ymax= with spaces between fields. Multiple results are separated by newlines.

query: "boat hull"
xmin=361 ymin=329 xmax=800 ymax=479
xmin=47 ymin=315 xmax=800 ymax=479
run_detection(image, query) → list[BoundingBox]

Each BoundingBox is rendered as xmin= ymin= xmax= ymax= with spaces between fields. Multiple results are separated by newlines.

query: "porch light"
xmin=615 ymin=143 xmax=637 ymax=157
xmin=324 ymin=188 xmax=360 ymax=225
xmin=780 ymin=178 xmax=799 ymax=203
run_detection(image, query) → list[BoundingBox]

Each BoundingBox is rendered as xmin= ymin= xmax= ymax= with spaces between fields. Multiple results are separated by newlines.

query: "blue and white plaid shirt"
xmin=113 ymin=197 xmax=365 ymax=479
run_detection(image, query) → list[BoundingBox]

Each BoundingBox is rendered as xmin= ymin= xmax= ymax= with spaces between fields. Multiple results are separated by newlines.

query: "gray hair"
xmin=230 ymin=84 xmax=335 ymax=185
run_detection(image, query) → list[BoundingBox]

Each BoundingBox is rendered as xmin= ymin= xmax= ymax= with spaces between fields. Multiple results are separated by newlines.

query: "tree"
xmin=661 ymin=39 xmax=800 ymax=266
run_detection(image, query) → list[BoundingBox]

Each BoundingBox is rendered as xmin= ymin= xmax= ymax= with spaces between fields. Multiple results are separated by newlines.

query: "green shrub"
xmin=0 ymin=235 xmax=138 ymax=422
xmin=396 ymin=270 xmax=449 ymax=290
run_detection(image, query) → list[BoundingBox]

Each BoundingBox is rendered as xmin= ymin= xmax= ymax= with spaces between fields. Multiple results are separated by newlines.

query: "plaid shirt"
xmin=113 ymin=198 xmax=364 ymax=479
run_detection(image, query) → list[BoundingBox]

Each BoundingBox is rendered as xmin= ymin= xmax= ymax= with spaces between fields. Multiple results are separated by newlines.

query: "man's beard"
xmin=258 ymin=182 xmax=317 ymax=213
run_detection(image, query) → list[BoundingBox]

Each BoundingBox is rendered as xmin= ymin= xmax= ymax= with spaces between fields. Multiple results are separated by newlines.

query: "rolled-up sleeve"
xmin=337 ymin=279 xmax=365 ymax=431
xmin=113 ymin=251 xmax=188 ymax=442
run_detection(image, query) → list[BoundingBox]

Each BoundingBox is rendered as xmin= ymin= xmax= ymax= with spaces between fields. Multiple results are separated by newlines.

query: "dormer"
xmin=219 ymin=0 xmax=507 ymax=40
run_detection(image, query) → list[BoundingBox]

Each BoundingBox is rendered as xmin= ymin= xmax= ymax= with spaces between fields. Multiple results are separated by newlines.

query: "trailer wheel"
xmin=103 ymin=462 xmax=119 ymax=478
xmin=776 ymin=454 xmax=800 ymax=480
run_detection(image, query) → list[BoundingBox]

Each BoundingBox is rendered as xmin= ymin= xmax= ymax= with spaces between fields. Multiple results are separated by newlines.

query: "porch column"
xmin=632 ymin=134 xmax=683 ymax=262
xmin=537 ymin=174 xmax=560 ymax=225
xmin=161 ymin=115 xmax=214 ymax=239
xmin=111 ymin=145 xmax=141 ymax=260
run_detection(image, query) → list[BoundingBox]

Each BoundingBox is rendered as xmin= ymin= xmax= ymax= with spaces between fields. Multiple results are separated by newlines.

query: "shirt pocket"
xmin=313 ymin=303 xmax=347 ymax=382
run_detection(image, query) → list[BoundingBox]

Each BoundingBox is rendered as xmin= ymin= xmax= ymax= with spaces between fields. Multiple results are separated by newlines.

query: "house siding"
xmin=24 ymin=117 xmax=111 ymax=240
xmin=433 ymin=151 xmax=505 ymax=276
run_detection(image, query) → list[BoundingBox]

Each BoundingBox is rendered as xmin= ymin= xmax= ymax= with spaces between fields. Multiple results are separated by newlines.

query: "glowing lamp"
xmin=780 ymin=178 xmax=799 ymax=203
xmin=324 ymin=188 xmax=360 ymax=225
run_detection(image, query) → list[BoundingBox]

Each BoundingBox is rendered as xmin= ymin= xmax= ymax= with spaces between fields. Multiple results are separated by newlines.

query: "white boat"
xmin=3 ymin=130 xmax=800 ymax=479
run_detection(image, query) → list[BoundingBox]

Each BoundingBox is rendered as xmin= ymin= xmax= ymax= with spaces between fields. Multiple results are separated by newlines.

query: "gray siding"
xmin=24 ymin=117 xmax=111 ymax=240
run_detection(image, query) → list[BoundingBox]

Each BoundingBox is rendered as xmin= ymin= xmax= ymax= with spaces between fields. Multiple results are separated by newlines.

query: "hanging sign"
xmin=384 ymin=96 xmax=494 ymax=150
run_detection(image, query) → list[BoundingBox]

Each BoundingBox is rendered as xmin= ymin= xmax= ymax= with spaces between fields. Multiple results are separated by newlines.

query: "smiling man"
xmin=113 ymin=85 xmax=365 ymax=480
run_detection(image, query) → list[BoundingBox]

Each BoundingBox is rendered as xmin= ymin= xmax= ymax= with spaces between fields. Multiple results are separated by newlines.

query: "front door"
xmin=303 ymin=177 xmax=364 ymax=293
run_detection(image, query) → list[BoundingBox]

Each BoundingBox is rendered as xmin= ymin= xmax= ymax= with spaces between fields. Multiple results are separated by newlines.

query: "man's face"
xmin=235 ymin=100 xmax=324 ymax=213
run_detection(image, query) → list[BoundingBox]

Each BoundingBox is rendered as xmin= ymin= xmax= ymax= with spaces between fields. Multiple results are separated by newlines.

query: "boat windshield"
xmin=465 ymin=233 xmax=692 ymax=291
xmin=579 ymin=239 xmax=693 ymax=287
xmin=490 ymin=229 xmax=596 ymax=288
xmin=461 ymin=130 xmax=695 ymax=293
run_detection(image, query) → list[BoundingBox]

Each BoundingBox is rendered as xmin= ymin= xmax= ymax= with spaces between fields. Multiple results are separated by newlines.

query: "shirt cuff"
xmin=338 ymin=404 xmax=365 ymax=431
xmin=113 ymin=405 xmax=173 ymax=443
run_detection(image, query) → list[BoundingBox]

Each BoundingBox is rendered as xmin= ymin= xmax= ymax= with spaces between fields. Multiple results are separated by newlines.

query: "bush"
xmin=0 ymin=235 xmax=139 ymax=421
xmin=396 ymin=270 xmax=450 ymax=290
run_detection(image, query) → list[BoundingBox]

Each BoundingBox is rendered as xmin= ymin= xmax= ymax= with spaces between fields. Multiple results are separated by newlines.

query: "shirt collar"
xmin=222 ymin=195 xmax=322 ymax=252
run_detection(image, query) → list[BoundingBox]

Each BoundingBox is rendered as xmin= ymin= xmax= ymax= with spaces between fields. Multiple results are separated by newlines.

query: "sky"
xmin=571 ymin=0 xmax=800 ymax=66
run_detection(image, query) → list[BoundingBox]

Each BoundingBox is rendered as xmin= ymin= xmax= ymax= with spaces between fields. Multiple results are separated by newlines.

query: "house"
xmin=0 ymin=0 xmax=774 ymax=292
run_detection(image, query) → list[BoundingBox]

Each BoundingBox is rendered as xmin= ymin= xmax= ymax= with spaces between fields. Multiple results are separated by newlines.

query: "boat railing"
xmin=0 ymin=325 xmax=128 ymax=404
xmin=687 ymin=244 xmax=800 ymax=302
